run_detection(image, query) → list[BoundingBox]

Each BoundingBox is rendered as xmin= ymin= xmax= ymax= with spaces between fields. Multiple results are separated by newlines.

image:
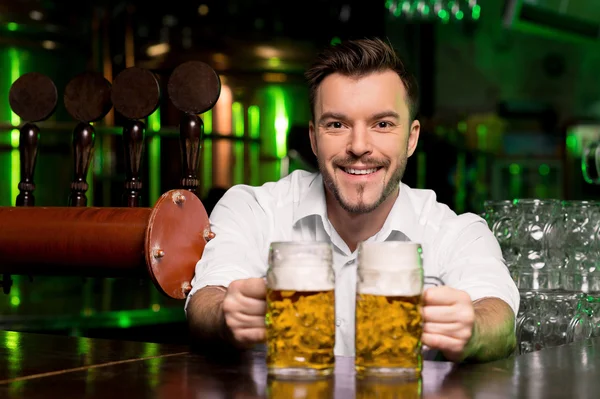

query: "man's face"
xmin=309 ymin=70 xmax=420 ymax=214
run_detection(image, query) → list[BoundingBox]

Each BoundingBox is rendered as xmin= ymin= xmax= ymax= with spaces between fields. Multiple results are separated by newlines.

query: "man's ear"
xmin=407 ymin=119 xmax=420 ymax=157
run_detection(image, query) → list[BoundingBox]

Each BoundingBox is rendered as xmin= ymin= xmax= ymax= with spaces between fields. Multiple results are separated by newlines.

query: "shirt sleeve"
xmin=437 ymin=214 xmax=520 ymax=317
xmin=184 ymin=185 xmax=270 ymax=312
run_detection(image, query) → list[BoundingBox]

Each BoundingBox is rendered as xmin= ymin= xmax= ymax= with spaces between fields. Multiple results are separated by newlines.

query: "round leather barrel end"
xmin=145 ymin=190 xmax=211 ymax=299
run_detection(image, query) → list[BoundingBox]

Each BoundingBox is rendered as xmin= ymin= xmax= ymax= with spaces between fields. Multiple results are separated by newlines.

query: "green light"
xmin=232 ymin=102 xmax=244 ymax=137
xmin=9 ymin=47 xmax=21 ymax=207
xmin=248 ymin=105 xmax=260 ymax=186
xmin=148 ymin=108 xmax=161 ymax=205
xmin=330 ymin=36 xmax=341 ymax=46
xmin=6 ymin=330 xmax=21 ymax=382
xmin=118 ymin=315 xmax=132 ymax=328
xmin=539 ymin=164 xmax=550 ymax=176
xmin=7 ymin=22 xmax=18 ymax=31
xmin=509 ymin=163 xmax=521 ymax=175
xmin=248 ymin=105 xmax=260 ymax=139
xmin=566 ymin=134 xmax=577 ymax=151
xmin=385 ymin=0 xmax=393 ymax=9
xmin=422 ymin=5 xmax=430 ymax=16
xmin=472 ymin=4 xmax=481 ymax=20
xmin=456 ymin=10 xmax=464 ymax=20
xmin=476 ymin=125 xmax=488 ymax=135
xmin=266 ymin=86 xmax=289 ymax=159
xmin=202 ymin=110 xmax=212 ymax=134
xmin=232 ymin=102 xmax=244 ymax=184
xmin=268 ymin=57 xmax=280 ymax=68
xmin=201 ymin=111 xmax=213 ymax=197
xmin=10 ymin=296 xmax=20 ymax=307
xmin=148 ymin=108 xmax=161 ymax=132
xmin=457 ymin=121 xmax=467 ymax=133
xmin=438 ymin=10 xmax=448 ymax=19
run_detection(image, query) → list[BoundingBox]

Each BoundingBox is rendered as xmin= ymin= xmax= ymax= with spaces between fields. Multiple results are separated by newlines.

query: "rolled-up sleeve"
xmin=184 ymin=186 xmax=270 ymax=312
xmin=437 ymin=214 xmax=520 ymax=317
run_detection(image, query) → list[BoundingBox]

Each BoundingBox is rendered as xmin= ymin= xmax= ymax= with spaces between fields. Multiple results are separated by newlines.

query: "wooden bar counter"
xmin=0 ymin=330 xmax=597 ymax=398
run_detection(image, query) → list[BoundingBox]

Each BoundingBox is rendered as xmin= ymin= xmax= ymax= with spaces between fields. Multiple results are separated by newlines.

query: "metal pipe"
xmin=0 ymin=206 xmax=150 ymax=277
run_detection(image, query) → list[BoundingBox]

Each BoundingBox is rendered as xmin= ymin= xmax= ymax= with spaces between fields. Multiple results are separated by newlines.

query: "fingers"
xmin=422 ymin=322 xmax=473 ymax=342
xmin=225 ymin=311 xmax=266 ymax=329
xmin=223 ymin=278 xmax=268 ymax=347
xmin=423 ymin=305 xmax=474 ymax=324
xmin=421 ymin=332 xmax=466 ymax=361
xmin=231 ymin=327 xmax=266 ymax=346
xmin=423 ymin=286 xmax=471 ymax=306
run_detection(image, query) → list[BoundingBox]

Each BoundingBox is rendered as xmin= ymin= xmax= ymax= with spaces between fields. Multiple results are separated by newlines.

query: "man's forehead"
xmin=315 ymin=71 xmax=409 ymax=115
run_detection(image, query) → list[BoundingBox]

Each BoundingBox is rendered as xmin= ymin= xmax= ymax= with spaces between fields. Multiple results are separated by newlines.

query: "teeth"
xmin=344 ymin=168 xmax=378 ymax=175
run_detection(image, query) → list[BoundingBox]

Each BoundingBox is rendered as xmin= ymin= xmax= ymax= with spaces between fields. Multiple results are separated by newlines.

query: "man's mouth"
xmin=341 ymin=167 xmax=382 ymax=175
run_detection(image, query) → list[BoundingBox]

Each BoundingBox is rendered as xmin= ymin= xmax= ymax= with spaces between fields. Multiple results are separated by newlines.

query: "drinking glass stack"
xmin=483 ymin=199 xmax=600 ymax=354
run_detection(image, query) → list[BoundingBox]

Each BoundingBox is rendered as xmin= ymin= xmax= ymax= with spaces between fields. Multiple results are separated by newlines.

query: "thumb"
xmin=240 ymin=277 xmax=267 ymax=299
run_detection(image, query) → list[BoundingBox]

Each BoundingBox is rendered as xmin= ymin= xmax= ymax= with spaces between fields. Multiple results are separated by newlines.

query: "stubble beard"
xmin=319 ymin=155 xmax=407 ymax=214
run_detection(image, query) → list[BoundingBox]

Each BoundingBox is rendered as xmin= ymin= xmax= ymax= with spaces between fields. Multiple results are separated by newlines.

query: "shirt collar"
xmin=293 ymin=173 xmax=327 ymax=225
xmin=293 ymin=174 xmax=420 ymax=242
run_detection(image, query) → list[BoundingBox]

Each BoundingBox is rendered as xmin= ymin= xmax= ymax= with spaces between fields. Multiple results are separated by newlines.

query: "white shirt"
xmin=186 ymin=170 xmax=520 ymax=357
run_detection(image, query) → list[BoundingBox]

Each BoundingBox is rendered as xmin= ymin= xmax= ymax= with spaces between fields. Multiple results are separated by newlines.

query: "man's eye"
xmin=328 ymin=122 xmax=342 ymax=129
xmin=377 ymin=121 xmax=391 ymax=128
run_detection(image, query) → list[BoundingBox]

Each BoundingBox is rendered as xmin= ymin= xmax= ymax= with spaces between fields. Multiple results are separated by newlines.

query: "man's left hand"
xmin=422 ymin=286 xmax=475 ymax=362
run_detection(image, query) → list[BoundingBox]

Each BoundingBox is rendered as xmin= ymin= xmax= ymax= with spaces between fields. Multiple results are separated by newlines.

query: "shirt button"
xmin=336 ymin=318 xmax=342 ymax=327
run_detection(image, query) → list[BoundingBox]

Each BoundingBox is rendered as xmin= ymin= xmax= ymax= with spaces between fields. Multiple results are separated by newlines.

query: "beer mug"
xmin=355 ymin=241 xmax=425 ymax=379
xmin=265 ymin=241 xmax=335 ymax=378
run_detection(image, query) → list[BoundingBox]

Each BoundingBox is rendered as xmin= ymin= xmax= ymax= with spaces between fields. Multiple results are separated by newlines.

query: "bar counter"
xmin=0 ymin=330 xmax=597 ymax=398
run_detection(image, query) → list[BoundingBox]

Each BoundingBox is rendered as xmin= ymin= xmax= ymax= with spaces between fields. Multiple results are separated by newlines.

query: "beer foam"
xmin=267 ymin=241 xmax=334 ymax=291
xmin=357 ymin=241 xmax=423 ymax=270
xmin=267 ymin=265 xmax=334 ymax=291
xmin=356 ymin=242 xmax=423 ymax=296
xmin=356 ymin=268 xmax=422 ymax=296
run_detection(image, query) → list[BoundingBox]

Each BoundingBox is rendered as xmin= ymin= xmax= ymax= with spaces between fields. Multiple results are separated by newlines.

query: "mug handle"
xmin=421 ymin=276 xmax=444 ymax=355
xmin=424 ymin=275 xmax=444 ymax=289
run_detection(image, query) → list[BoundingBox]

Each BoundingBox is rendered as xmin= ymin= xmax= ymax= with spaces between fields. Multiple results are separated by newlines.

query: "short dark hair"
xmin=305 ymin=37 xmax=419 ymax=121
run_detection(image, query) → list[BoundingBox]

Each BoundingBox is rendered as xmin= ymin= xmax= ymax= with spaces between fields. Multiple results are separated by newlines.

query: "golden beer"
xmin=355 ymin=241 xmax=424 ymax=379
xmin=355 ymin=294 xmax=423 ymax=375
xmin=266 ymin=289 xmax=335 ymax=374
xmin=266 ymin=241 xmax=335 ymax=378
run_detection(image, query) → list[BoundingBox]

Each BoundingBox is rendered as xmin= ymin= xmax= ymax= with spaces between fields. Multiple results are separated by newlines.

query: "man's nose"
xmin=347 ymin=125 xmax=372 ymax=158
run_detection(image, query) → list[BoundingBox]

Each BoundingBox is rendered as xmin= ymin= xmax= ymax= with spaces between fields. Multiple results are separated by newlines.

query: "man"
xmin=186 ymin=38 xmax=519 ymax=363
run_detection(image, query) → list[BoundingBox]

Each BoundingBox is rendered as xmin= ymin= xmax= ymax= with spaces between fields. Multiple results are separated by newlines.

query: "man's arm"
xmin=422 ymin=289 xmax=516 ymax=363
xmin=184 ymin=186 xmax=271 ymax=348
xmin=187 ymin=286 xmax=230 ymax=344
xmin=187 ymin=278 xmax=268 ymax=349
xmin=465 ymin=297 xmax=516 ymax=362
xmin=423 ymin=213 xmax=519 ymax=363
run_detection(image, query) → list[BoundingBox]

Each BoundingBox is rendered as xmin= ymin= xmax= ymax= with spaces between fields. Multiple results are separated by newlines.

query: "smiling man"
xmin=186 ymin=38 xmax=519 ymax=363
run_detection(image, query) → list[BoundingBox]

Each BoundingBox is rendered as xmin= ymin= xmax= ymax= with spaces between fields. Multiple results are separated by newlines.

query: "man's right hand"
xmin=222 ymin=277 xmax=267 ymax=347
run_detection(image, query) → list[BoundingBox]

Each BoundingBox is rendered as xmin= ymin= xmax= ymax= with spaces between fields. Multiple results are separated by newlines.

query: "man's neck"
xmin=325 ymin=187 xmax=399 ymax=253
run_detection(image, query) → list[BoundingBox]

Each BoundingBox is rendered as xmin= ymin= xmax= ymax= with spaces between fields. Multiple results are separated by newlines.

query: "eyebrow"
xmin=318 ymin=112 xmax=347 ymax=125
xmin=318 ymin=111 xmax=401 ymax=125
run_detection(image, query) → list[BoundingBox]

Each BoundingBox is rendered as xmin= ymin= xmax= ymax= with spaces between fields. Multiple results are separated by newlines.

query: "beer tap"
xmin=8 ymin=72 xmax=58 ymax=207
xmin=167 ymin=61 xmax=221 ymax=195
xmin=111 ymin=67 xmax=161 ymax=207
xmin=63 ymin=71 xmax=113 ymax=207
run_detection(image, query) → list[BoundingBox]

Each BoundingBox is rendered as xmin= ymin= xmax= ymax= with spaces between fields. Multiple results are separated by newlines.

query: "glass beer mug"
xmin=355 ymin=241 xmax=425 ymax=379
xmin=265 ymin=241 xmax=335 ymax=378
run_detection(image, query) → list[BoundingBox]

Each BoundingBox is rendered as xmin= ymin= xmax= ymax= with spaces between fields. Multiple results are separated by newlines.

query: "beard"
xmin=319 ymin=153 xmax=407 ymax=214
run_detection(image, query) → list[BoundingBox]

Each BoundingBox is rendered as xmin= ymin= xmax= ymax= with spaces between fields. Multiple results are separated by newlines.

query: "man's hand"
xmin=222 ymin=277 xmax=267 ymax=347
xmin=422 ymin=286 xmax=475 ymax=362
